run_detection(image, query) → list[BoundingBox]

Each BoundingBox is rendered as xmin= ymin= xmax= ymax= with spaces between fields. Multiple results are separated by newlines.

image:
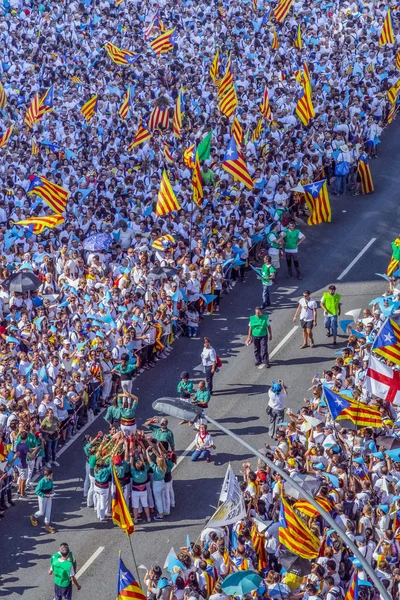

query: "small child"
xmin=177 ymin=371 xmax=194 ymax=425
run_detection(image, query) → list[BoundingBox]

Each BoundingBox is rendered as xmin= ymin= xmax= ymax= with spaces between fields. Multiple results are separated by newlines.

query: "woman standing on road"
xmin=201 ymin=338 xmax=217 ymax=395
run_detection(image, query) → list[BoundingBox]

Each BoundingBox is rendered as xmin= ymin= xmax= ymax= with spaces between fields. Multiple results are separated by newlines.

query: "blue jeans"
xmin=88 ymin=382 xmax=101 ymax=412
xmin=262 ymin=285 xmax=271 ymax=307
xmin=324 ymin=315 xmax=338 ymax=336
xmin=45 ymin=439 xmax=58 ymax=463
xmin=335 ymin=175 xmax=347 ymax=195
xmin=187 ymin=325 xmax=198 ymax=337
xmin=191 ymin=449 xmax=210 ymax=461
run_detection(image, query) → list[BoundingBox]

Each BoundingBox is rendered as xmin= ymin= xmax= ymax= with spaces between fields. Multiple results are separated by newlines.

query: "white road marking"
xmin=336 ymin=238 xmax=376 ymax=281
xmin=172 ymin=440 xmax=196 ymax=471
xmin=269 ymin=326 xmax=298 ymax=359
xmin=75 ymin=546 xmax=105 ymax=579
xmin=274 ymin=286 xmax=298 ymax=295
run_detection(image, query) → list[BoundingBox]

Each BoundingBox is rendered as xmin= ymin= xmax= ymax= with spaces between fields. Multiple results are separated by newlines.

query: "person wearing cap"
xmin=246 ymin=306 xmax=272 ymax=369
xmin=320 ymin=286 xmax=342 ymax=345
xmin=144 ymin=418 xmax=175 ymax=451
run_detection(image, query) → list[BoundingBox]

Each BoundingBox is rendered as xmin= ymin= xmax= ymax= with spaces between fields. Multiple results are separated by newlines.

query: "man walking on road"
xmin=293 ymin=291 xmax=318 ymax=348
xmin=320 ymin=285 xmax=342 ymax=345
xmin=247 ymin=307 xmax=272 ymax=369
xmin=261 ymin=255 xmax=276 ymax=308
xmin=280 ymin=220 xmax=305 ymax=280
xmin=49 ymin=542 xmax=81 ymax=599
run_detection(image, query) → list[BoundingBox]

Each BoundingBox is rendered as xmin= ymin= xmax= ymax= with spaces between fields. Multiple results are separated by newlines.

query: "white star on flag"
xmin=383 ymin=333 xmax=395 ymax=344
xmin=310 ymin=184 xmax=319 ymax=195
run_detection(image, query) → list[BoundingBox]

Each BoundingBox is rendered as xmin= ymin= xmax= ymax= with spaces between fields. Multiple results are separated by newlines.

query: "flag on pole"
xmin=111 ymin=465 xmax=135 ymax=535
xmin=119 ymin=88 xmax=131 ymax=121
xmin=197 ymin=131 xmax=212 ymax=160
xmin=323 ymin=386 xmax=382 ymax=428
xmin=396 ymin=50 xmax=400 ymax=71
xmin=105 ymin=41 xmax=137 ymax=65
xmin=31 ymin=139 xmax=39 ymax=156
xmin=163 ymin=139 xmax=174 ymax=163
xmin=293 ymin=495 xmax=334 ymax=518
xmin=251 ymin=118 xmax=263 ymax=142
xmin=192 ymin=150 xmax=203 ymax=206
xmin=116 ymin=555 xmax=146 ymax=600
xmin=222 ymin=136 xmax=254 ymax=190
xmin=217 ymin=67 xmax=234 ymax=99
xmin=0 ymin=82 xmax=7 ymax=110
xmin=278 ymin=498 xmax=320 ymax=559
xmin=37 ymin=85 xmax=54 ymax=119
xmin=150 ymin=29 xmax=175 ymax=55
xmin=128 ymin=120 xmax=152 ymax=150
xmin=27 ymin=175 xmax=69 ymax=214
xmin=152 ymin=234 xmax=176 ymax=251
xmin=173 ymin=91 xmax=183 ymax=138
xmin=364 ymin=354 xmax=400 ymax=403
xmin=387 ymin=103 xmax=397 ymax=124
xmin=274 ymin=0 xmax=294 ymax=23
xmin=156 ymin=170 xmax=181 ymax=216
xmin=357 ymin=154 xmax=374 ymax=194
xmin=293 ymin=23 xmax=303 ymax=48
xmin=0 ymin=125 xmax=14 ymax=149
xmin=231 ymin=117 xmax=243 ymax=147
xmin=149 ymin=106 xmax=170 ymax=130
xmin=296 ymin=88 xmax=314 ymax=126
xmin=344 ymin=572 xmax=358 ymax=600
xmin=210 ymin=50 xmax=220 ymax=82
xmin=80 ymin=95 xmax=98 ymax=123
xmin=219 ymin=85 xmax=238 ymax=117
xmin=303 ymin=180 xmax=331 ymax=225
xmin=372 ymin=318 xmax=400 ymax=365
xmin=184 ymin=144 xmax=196 ymax=168
xmin=271 ymin=28 xmax=279 ymax=49
xmin=24 ymin=93 xmax=41 ymax=128
xmin=143 ymin=12 xmax=158 ymax=40
xmin=388 ymin=79 xmax=400 ymax=104
xmin=15 ymin=215 xmax=65 ymax=234
xmin=260 ymin=87 xmax=272 ymax=120
xmin=379 ymin=9 xmax=395 ymax=45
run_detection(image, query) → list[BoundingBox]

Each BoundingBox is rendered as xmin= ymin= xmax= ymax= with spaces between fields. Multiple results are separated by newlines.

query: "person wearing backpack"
xmin=334 ymin=145 xmax=351 ymax=196
xmin=325 ymin=576 xmax=344 ymax=600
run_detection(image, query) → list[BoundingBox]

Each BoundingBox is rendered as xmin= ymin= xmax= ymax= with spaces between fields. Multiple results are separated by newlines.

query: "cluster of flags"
xmin=24 ymin=85 xmax=54 ymax=128
xmin=278 ymin=497 xmax=320 ymax=559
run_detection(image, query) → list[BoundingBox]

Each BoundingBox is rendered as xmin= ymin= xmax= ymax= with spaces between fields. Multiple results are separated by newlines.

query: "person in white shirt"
xmin=200 ymin=337 xmax=217 ymax=394
xmin=293 ymin=290 xmax=318 ymax=349
xmin=191 ymin=424 xmax=213 ymax=463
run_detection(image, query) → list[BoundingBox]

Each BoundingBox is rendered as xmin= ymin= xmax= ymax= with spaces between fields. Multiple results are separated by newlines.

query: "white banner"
xmin=207 ymin=465 xmax=246 ymax=527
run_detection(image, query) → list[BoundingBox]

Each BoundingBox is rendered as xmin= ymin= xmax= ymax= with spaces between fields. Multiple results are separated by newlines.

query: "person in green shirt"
xmin=146 ymin=447 xmax=167 ymax=521
xmin=190 ymin=380 xmax=211 ymax=427
xmin=49 ymin=543 xmax=81 ymax=599
xmin=177 ymin=371 xmax=194 ymax=400
xmin=117 ymin=392 xmax=139 ymax=435
xmin=260 ymin=255 xmax=276 ymax=308
xmin=320 ymin=285 xmax=342 ymax=344
xmin=200 ymin=164 xmax=214 ymax=185
xmin=30 ymin=467 xmax=56 ymax=533
xmin=112 ymin=353 xmax=136 ymax=394
xmin=246 ymin=306 xmax=272 ymax=369
xmin=144 ymin=418 xmax=175 ymax=451
xmin=281 ymin=220 xmax=305 ymax=279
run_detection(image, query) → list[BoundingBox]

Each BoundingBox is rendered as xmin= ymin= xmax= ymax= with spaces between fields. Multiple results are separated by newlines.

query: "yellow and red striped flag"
xmin=149 ymin=105 xmax=170 ymax=130
xmin=373 ymin=318 xmax=400 ymax=366
xmin=80 ymin=94 xmax=98 ymax=123
xmin=31 ymin=139 xmax=39 ymax=156
xmin=217 ymin=68 xmax=234 ymax=99
xmin=379 ymin=8 xmax=395 ymax=45
xmin=163 ymin=139 xmax=174 ymax=163
xmin=71 ymin=75 xmax=83 ymax=84
xmin=210 ymin=50 xmax=219 ymax=83
xmin=111 ymin=466 xmax=135 ymax=536
xmin=184 ymin=144 xmax=195 ymax=169
xmin=219 ymin=85 xmax=238 ymax=118
xmin=150 ymin=29 xmax=175 ymax=56
xmin=128 ymin=120 xmax=152 ymax=150
xmin=260 ymin=87 xmax=272 ymax=120
xmin=27 ymin=175 xmax=69 ymax=214
xmin=152 ymin=234 xmax=175 ymax=251
xmin=231 ymin=117 xmax=243 ymax=147
xmin=156 ymin=170 xmax=181 ymax=216
xmin=0 ymin=125 xmax=14 ymax=149
xmin=251 ymin=118 xmax=263 ymax=142
xmin=278 ymin=498 xmax=320 ymax=559
xmin=119 ymin=88 xmax=131 ymax=121
xmin=104 ymin=42 xmax=137 ymax=65
xmin=303 ymin=179 xmax=331 ymax=225
xmin=294 ymin=495 xmax=334 ymax=518
xmin=324 ymin=386 xmax=383 ymax=428
xmin=271 ymin=28 xmax=279 ymax=49
xmin=274 ymin=0 xmax=294 ymax=22
xmin=396 ymin=51 xmax=400 ymax=71
xmin=387 ymin=239 xmax=400 ymax=277
xmin=204 ymin=571 xmax=216 ymax=599
xmin=296 ymin=88 xmax=314 ymax=126
xmin=192 ymin=150 xmax=203 ymax=206
xmin=251 ymin=526 xmax=268 ymax=571
xmin=387 ymin=103 xmax=397 ymax=124
xmin=0 ymin=82 xmax=7 ymax=110
xmin=222 ymin=136 xmax=254 ymax=190
xmin=24 ymin=93 xmax=41 ymax=128
xmin=293 ymin=23 xmax=303 ymax=48
xmin=173 ymin=91 xmax=183 ymax=138
xmin=15 ymin=215 xmax=65 ymax=234
xmin=388 ymin=79 xmax=400 ymax=104
xmin=357 ymin=155 xmax=374 ymax=194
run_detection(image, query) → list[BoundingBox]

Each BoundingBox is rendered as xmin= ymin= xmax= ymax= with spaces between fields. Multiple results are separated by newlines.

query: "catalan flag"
xmin=24 ymin=93 xmax=41 ymax=128
xmin=271 ymin=28 xmax=279 ymax=49
xmin=387 ymin=103 xmax=397 ymax=124
xmin=217 ymin=67 xmax=234 ymax=99
xmin=80 ymin=94 xmax=98 ymax=123
xmin=296 ymin=88 xmax=314 ymax=126
xmin=260 ymin=87 xmax=272 ymax=120
xmin=345 ymin=572 xmax=358 ymax=600
xmin=204 ymin=569 xmax=216 ymax=599
xmin=293 ymin=496 xmax=334 ymax=518
xmin=379 ymin=8 xmax=395 ymax=45
xmin=231 ymin=117 xmax=243 ymax=147
xmin=163 ymin=139 xmax=174 ymax=163
xmin=278 ymin=498 xmax=320 ymax=559
xmin=15 ymin=215 xmax=65 ymax=234
xmin=143 ymin=12 xmax=157 ymax=40
xmin=27 ymin=175 xmax=69 ymax=214
xmin=373 ymin=318 xmax=400 ymax=365
xmin=128 ymin=120 xmax=152 ymax=150
xmin=152 ymin=234 xmax=175 ymax=251
xmin=293 ymin=23 xmax=303 ymax=48
xmin=111 ymin=465 xmax=135 ymax=535
xmin=219 ymin=85 xmax=238 ymax=118
xmin=184 ymin=144 xmax=195 ymax=169
xmin=324 ymin=386 xmax=382 ymax=428
xmin=393 ymin=509 xmax=400 ymax=533
xmin=105 ymin=41 xmax=137 ymax=65
xmin=150 ymin=29 xmax=175 ymax=56
xmin=210 ymin=49 xmax=220 ymax=83
xmin=302 ymin=62 xmax=313 ymax=95
xmin=387 ymin=238 xmax=400 ymax=277
xmin=71 ymin=75 xmax=83 ymax=84
xmin=274 ymin=0 xmax=294 ymax=23
xmin=0 ymin=82 xmax=7 ymax=110
xmin=149 ymin=105 xmax=170 ymax=130
xmin=119 ymin=88 xmax=131 ymax=121
xmin=37 ymin=85 xmax=54 ymax=119
xmin=31 ymin=139 xmax=39 ymax=156
xmin=251 ymin=525 xmax=268 ymax=571
xmin=251 ymin=118 xmax=263 ymax=142
xmin=222 ymin=136 xmax=254 ymax=190
xmin=156 ymin=170 xmax=181 ymax=216
xmin=303 ymin=179 xmax=331 ymax=225
xmin=116 ymin=555 xmax=146 ymax=600
xmin=173 ymin=91 xmax=183 ymax=138
xmin=192 ymin=150 xmax=203 ymax=206
xmin=388 ymin=79 xmax=400 ymax=104
xmin=0 ymin=125 xmax=13 ymax=149
xmin=357 ymin=154 xmax=374 ymax=194
xmin=396 ymin=51 xmax=400 ymax=71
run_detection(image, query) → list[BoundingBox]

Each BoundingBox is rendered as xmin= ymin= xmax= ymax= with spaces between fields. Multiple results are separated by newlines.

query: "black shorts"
xmin=300 ymin=319 xmax=313 ymax=330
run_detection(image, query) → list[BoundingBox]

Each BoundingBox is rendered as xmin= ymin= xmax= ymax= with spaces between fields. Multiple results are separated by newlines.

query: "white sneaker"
xmin=52 ymin=461 xmax=60 ymax=467
xmin=203 ymin=311 xmax=211 ymax=316
xmin=45 ymin=462 xmax=52 ymax=468
xmin=258 ymin=364 xmax=265 ymax=370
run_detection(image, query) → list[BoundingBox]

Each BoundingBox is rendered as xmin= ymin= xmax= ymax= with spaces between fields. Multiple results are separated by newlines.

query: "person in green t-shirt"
xmin=260 ymin=255 xmax=276 ymax=308
xmin=320 ymin=285 xmax=342 ymax=345
xmin=280 ymin=220 xmax=306 ymax=279
xmin=246 ymin=307 xmax=272 ymax=368
xmin=200 ymin=164 xmax=214 ymax=185
xmin=49 ymin=543 xmax=81 ymax=599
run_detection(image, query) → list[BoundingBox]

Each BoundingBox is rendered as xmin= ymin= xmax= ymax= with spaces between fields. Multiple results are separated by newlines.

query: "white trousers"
xmin=111 ymin=481 xmax=131 ymax=508
xmin=83 ymin=462 xmax=90 ymax=496
xmin=35 ymin=496 xmax=52 ymax=524
xmin=26 ymin=461 xmax=35 ymax=485
xmin=146 ymin=480 xmax=154 ymax=509
xmin=121 ymin=423 xmax=137 ymax=436
xmin=131 ymin=489 xmax=148 ymax=509
xmin=152 ymin=480 xmax=166 ymax=515
xmin=164 ymin=480 xmax=175 ymax=514
xmin=94 ymin=486 xmax=110 ymax=520
xmin=87 ymin=474 xmax=95 ymax=508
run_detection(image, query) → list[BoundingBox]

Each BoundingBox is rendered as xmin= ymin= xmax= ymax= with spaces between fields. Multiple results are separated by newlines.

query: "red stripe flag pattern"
xmin=156 ymin=170 xmax=181 ymax=216
xmin=149 ymin=106 xmax=170 ymax=130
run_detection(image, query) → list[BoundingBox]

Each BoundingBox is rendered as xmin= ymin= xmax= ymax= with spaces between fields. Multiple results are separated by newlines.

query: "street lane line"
xmin=75 ymin=546 xmax=105 ymax=579
xmin=336 ymin=238 xmax=376 ymax=281
xmin=172 ymin=440 xmax=196 ymax=471
xmin=269 ymin=326 xmax=298 ymax=359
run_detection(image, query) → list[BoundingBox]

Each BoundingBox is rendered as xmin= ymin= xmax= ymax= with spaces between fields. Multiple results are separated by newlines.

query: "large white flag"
xmin=207 ymin=465 xmax=246 ymax=527
xmin=364 ymin=354 xmax=400 ymax=404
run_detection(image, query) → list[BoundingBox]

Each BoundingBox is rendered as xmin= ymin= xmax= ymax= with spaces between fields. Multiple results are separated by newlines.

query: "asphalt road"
xmin=2 ymin=123 xmax=400 ymax=599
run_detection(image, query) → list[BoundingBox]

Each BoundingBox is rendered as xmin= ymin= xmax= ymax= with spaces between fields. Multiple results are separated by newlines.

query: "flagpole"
xmin=127 ymin=533 xmax=142 ymax=587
